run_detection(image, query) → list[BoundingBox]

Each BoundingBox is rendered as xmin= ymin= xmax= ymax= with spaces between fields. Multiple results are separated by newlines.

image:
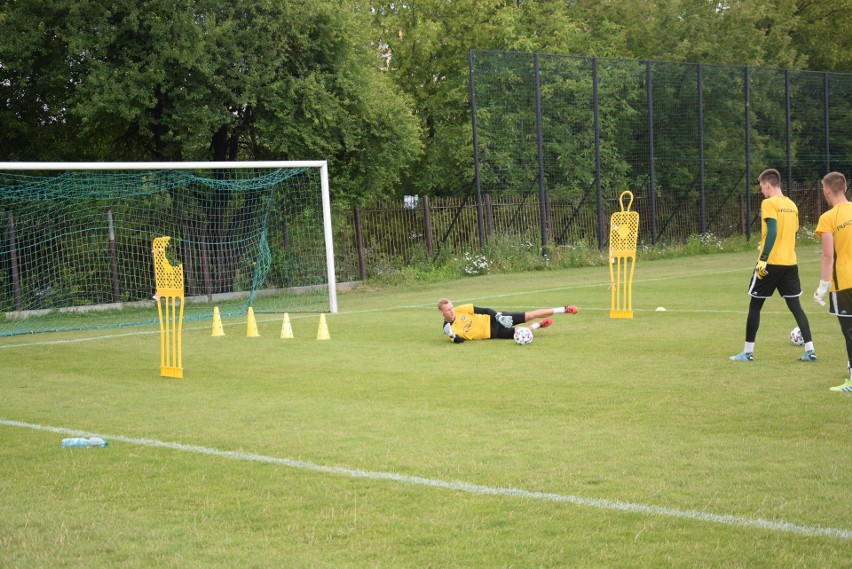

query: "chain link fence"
xmin=332 ymin=52 xmax=852 ymax=281
xmin=469 ymin=50 xmax=852 ymax=251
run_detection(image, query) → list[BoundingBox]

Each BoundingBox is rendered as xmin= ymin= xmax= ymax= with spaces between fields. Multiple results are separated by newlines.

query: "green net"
xmin=0 ymin=164 xmax=333 ymax=336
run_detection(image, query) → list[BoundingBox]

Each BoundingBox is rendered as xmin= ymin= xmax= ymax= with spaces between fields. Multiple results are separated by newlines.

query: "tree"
xmin=570 ymin=0 xmax=804 ymax=68
xmin=788 ymin=0 xmax=852 ymax=72
xmin=366 ymin=0 xmax=602 ymax=196
xmin=366 ymin=0 xmax=816 ymax=198
xmin=0 ymin=0 xmax=421 ymax=202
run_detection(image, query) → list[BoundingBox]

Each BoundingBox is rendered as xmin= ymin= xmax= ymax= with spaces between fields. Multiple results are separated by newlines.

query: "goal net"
xmin=0 ymin=161 xmax=336 ymax=337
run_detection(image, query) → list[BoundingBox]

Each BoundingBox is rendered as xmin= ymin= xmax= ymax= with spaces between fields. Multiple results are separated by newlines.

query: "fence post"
xmin=484 ymin=193 xmax=494 ymax=238
xmin=824 ymin=72 xmax=831 ymax=174
xmin=200 ymin=231 xmax=213 ymax=301
xmin=744 ymin=66 xmax=752 ymax=240
xmin=697 ymin=64 xmax=706 ymax=235
xmin=594 ymin=57 xmax=605 ymax=251
xmin=178 ymin=221 xmax=195 ymax=298
xmin=785 ymin=69 xmax=793 ymax=194
xmin=738 ymin=194 xmax=745 ymax=235
xmin=422 ymin=196 xmax=433 ymax=257
xmin=647 ymin=61 xmax=658 ymax=245
xmin=468 ymin=50 xmax=486 ymax=250
xmin=106 ymin=209 xmax=121 ymax=303
xmin=534 ymin=53 xmax=549 ymax=257
xmin=353 ymin=206 xmax=367 ymax=281
xmin=7 ymin=212 xmax=22 ymax=311
xmin=816 ymin=182 xmax=823 ymax=218
xmin=814 ymin=73 xmax=831 ymax=219
xmin=544 ymin=192 xmax=553 ymax=245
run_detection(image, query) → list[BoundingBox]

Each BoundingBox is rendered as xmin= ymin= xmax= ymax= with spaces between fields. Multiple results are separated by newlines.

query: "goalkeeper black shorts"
xmin=747 ymin=264 xmax=802 ymax=299
xmin=828 ymin=288 xmax=852 ymax=317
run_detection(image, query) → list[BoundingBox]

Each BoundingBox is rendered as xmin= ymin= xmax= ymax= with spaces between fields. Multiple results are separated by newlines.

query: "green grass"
xmin=2 ymin=250 xmax=851 ymax=568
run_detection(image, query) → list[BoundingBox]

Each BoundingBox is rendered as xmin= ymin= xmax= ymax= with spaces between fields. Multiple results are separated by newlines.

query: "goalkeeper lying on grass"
xmin=437 ymin=298 xmax=578 ymax=343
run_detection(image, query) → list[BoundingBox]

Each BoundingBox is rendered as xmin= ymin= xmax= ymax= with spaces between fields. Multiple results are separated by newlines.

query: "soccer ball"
xmin=514 ymin=327 xmax=534 ymax=345
xmin=790 ymin=326 xmax=804 ymax=346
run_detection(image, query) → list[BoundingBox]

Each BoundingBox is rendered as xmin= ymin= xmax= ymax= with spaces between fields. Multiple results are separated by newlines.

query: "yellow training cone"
xmin=280 ymin=313 xmax=294 ymax=339
xmin=316 ymin=313 xmax=330 ymax=340
xmin=246 ymin=307 xmax=260 ymax=337
xmin=211 ymin=306 xmax=225 ymax=337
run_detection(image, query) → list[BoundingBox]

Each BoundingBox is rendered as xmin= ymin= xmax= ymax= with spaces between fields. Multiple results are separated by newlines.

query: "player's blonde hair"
xmin=437 ymin=298 xmax=451 ymax=310
xmin=822 ymin=171 xmax=847 ymax=195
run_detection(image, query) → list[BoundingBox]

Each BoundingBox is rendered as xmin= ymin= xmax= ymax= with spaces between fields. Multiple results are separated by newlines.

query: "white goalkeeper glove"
xmin=814 ymin=280 xmax=830 ymax=306
xmin=443 ymin=322 xmax=457 ymax=340
xmin=495 ymin=312 xmax=513 ymax=328
xmin=443 ymin=322 xmax=464 ymax=343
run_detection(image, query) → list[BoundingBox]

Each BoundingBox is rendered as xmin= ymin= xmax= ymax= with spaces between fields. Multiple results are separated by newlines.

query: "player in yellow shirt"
xmin=730 ymin=168 xmax=816 ymax=362
xmin=438 ymin=299 xmax=578 ymax=342
xmin=814 ymin=171 xmax=852 ymax=392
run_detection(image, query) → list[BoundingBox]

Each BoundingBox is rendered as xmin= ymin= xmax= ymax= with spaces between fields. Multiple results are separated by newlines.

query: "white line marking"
xmin=2 ymin=418 xmax=849 ymax=541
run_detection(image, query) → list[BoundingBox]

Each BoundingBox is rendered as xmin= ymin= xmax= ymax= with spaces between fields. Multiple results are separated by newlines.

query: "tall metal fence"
xmin=333 ymin=194 xmax=597 ymax=281
xmin=468 ymin=50 xmax=852 ymax=252
xmin=331 ymin=184 xmax=825 ymax=282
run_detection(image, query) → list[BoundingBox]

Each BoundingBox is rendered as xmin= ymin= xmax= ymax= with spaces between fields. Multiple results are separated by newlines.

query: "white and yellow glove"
xmin=814 ymin=280 xmax=830 ymax=306
xmin=443 ymin=322 xmax=464 ymax=343
xmin=754 ymin=260 xmax=768 ymax=279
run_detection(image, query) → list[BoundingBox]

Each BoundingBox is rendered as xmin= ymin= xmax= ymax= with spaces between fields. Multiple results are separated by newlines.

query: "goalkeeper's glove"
xmin=495 ymin=312 xmax=513 ymax=328
xmin=443 ymin=322 xmax=464 ymax=343
xmin=754 ymin=260 xmax=768 ymax=279
xmin=814 ymin=280 xmax=830 ymax=306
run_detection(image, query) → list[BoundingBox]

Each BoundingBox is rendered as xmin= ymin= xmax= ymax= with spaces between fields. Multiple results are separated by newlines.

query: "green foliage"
xmin=365 ymin=243 xmax=459 ymax=286
xmin=481 ymin=235 xmax=542 ymax=272
xmin=0 ymin=0 xmax=421 ymax=202
xmin=571 ymin=0 xmax=804 ymax=68
xmin=787 ymin=0 xmax=852 ymax=72
xmin=4 ymin=0 xmax=852 ymax=203
xmin=363 ymin=0 xmax=833 ymax=198
xmin=552 ymin=238 xmax=611 ymax=268
xmin=363 ymin=0 xmax=608 ymax=197
xmin=268 ymin=248 xmax=327 ymax=288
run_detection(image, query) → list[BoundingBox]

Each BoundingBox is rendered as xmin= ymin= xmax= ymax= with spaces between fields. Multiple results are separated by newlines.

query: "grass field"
xmin=2 ymin=249 xmax=851 ymax=568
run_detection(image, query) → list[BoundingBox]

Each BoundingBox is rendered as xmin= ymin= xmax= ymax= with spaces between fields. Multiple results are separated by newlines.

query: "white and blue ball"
xmin=790 ymin=326 xmax=804 ymax=346
xmin=514 ymin=327 xmax=534 ymax=345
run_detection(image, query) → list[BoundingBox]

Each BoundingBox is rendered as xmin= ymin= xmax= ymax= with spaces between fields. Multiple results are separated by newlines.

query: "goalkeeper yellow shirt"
xmin=760 ymin=195 xmax=799 ymax=265
xmin=816 ymin=202 xmax=852 ymax=291
xmin=447 ymin=304 xmax=492 ymax=340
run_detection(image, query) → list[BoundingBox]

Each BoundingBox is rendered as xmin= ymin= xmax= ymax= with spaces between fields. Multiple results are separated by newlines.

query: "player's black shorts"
xmin=829 ymin=288 xmax=852 ymax=317
xmin=748 ymin=264 xmax=802 ymax=299
xmin=482 ymin=308 xmax=526 ymax=339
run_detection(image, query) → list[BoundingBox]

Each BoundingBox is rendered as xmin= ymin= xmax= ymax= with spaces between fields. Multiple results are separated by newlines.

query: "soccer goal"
xmin=0 ymin=161 xmax=337 ymax=337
